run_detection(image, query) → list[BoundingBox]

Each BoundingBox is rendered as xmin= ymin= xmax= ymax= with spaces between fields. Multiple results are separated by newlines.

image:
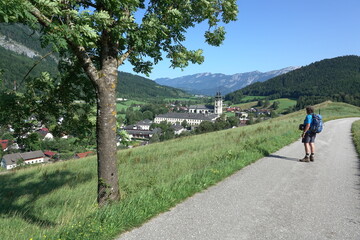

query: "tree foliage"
xmin=0 ymin=0 xmax=238 ymax=206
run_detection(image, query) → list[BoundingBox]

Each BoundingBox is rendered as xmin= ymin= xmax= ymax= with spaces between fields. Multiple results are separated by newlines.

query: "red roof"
xmin=0 ymin=140 xmax=9 ymax=150
xmin=44 ymin=151 xmax=57 ymax=157
xmin=76 ymin=151 xmax=94 ymax=158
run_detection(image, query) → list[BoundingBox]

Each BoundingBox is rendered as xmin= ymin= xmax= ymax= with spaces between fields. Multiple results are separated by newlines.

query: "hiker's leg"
xmin=309 ymin=142 xmax=315 ymax=154
xmin=304 ymin=143 xmax=311 ymax=154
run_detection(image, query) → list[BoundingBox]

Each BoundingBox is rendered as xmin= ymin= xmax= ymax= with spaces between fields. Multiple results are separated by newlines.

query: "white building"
xmin=154 ymin=93 xmax=223 ymax=126
xmin=1 ymin=150 xmax=47 ymax=170
xmin=154 ymin=112 xmax=219 ymax=126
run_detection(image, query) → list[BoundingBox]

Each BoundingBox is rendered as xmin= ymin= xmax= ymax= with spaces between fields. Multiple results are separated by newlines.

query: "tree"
xmin=196 ymin=121 xmax=215 ymax=133
xmin=142 ymin=110 xmax=154 ymax=120
xmin=226 ymin=116 xmax=239 ymax=127
xmin=149 ymin=133 xmax=160 ymax=143
xmin=0 ymin=0 xmax=238 ymax=206
xmin=271 ymin=100 xmax=280 ymax=110
xmin=181 ymin=120 xmax=188 ymax=128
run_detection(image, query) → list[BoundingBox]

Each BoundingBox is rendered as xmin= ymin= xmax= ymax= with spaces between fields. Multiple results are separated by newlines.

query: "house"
xmin=188 ymin=104 xmax=214 ymax=114
xmin=171 ymin=124 xmax=186 ymax=135
xmin=0 ymin=139 xmax=20 ymax=152
xmin=0 ymin=139 xmax=9 ymax=151
xmin=75 ymin=151 xmax=94 ymax=159
xmin=36 ymin=128 xmax=54 ymax=140
xmin=226 ymin=106 xmax=241 ymax=112
xmin=1 ymin=150 xmax=47 ymax=170
xmin=124 ymin=119 xmax=153 ymax=131
xmin=125 ymin=128 xmax=162 ymax=140
xmin=44 ymin=150 xmax=57 ymax=159
xmin=135 ymin=119 xmax=152 ymax=130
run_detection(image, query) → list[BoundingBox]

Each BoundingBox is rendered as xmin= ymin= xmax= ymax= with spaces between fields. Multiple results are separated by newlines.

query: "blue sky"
xmin=120 ymin=0 xmax=360 ymax=80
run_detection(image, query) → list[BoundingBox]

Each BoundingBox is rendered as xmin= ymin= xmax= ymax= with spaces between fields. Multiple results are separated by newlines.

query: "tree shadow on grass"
xmin=268 ymin=154 xmax=299 ymax=162
xmin=0 ymin=169 xmax=93 ymax=227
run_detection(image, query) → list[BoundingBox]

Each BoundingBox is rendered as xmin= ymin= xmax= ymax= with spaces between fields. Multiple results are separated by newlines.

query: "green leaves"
xmin=1 ymin=0 xmax=238 ymax=74
xmin=205 ymin=26 xmax=226 ymax=46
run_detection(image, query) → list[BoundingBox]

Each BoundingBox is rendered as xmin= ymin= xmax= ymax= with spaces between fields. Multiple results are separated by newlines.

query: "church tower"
xmin=214 ymin=92 xmax=223 ymax=116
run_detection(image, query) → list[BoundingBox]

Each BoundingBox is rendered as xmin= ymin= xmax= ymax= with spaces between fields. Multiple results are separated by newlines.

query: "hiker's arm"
xmin=302 ymin=124 xmax=310 ymax=138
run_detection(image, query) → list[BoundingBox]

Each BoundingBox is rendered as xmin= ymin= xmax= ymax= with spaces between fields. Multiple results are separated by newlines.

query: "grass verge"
xmin=1 ymin=101 xmax=360 ymax=240
xmin=351 ymin=120 xmax=360 ymax=158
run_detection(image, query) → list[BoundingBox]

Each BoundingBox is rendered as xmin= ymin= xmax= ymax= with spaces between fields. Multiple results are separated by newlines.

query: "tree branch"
xmin=118 ymin=48 xmax=133 ymax=68
xmin=78 ymin=0 xmax=97 ymax=9
xmin=29 ymin=6 xmax=52 ymax=27
xmin=28 ymin=2 xmax=99 ymax=85
xmin=69 ymin=43 xmax=99 ymax=85
xmin=19 ymin=50 xmax=54 ymax=87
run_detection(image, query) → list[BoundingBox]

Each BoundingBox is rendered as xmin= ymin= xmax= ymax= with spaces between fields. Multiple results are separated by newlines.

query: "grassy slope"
xmin=1 ymin=101 xmax=360 ymax=240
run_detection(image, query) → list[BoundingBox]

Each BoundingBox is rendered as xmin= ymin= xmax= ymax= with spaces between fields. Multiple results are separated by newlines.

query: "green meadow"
xmin=116 ymin=100 xmax=146 ymax=112
xmin=1 ymin=101 xmax=360 ymax=240
xmin=232 ymin=98 xmax=296 ymax=113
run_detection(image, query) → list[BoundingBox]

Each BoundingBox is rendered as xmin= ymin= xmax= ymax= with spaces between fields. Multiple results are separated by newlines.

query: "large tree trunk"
xmin=96 ymin=69 xmax=120 ymax=206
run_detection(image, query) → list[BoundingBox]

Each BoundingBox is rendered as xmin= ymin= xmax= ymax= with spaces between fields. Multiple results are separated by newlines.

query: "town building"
xmin=1 ymin=150 xmax=48 ymax=170
xmin=122 ymin=120 xmax=162 ymax=140
xmin=154 ymin=112 xmax=219 ymax=126
xmin=154 ymin=93 xmax=223 ymax=126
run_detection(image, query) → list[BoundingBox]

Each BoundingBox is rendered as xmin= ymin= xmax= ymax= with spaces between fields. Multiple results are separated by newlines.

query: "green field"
xmin=240 ymin=95 xmax=267 ymax=102
xmin=116 ymin=100 xmax=146 ymax=112
xmin=1 ymin=101 xmax=360 ymax=240
xmin=231 ymin=98 xmax=296 ymax=113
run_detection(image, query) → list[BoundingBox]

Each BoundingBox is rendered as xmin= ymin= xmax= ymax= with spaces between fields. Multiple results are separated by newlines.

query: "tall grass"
xmin=1 ymin=101 xmax=360 ymax=240
xmin=352 ymin=120 xmax=360 ymax=157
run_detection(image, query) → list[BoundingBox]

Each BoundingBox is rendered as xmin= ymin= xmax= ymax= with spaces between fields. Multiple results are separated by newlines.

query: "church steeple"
xmin=214 ymin=92 xmax=223 ymax=116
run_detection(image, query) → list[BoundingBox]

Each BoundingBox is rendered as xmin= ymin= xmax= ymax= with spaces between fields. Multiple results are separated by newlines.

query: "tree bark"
xmin=96 ymin=67 xmax=120 ymax=206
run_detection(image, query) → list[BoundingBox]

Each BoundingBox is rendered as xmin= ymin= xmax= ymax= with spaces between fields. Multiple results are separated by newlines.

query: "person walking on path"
xmin=299 ymin=106 xmax=316 ymax=162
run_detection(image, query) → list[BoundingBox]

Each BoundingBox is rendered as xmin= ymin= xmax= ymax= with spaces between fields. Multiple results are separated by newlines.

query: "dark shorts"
xmin=302 ymin=132 xmax=316 ymax=143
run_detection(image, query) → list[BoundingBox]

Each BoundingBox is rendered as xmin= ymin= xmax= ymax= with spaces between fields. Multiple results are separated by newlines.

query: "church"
xmin=154 ymin=92 xmax=223 ymax=126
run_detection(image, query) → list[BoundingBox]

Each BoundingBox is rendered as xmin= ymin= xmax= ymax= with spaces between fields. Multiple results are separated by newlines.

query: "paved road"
xmin=117 ymin=118 xmax=360 ymax=240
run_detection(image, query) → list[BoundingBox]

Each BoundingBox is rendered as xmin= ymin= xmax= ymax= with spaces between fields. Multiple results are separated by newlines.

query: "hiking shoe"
xmin=299 ymin=156 xmax=310 ymax=162
xmin=310 ymin=155 xmax=315 ymax=162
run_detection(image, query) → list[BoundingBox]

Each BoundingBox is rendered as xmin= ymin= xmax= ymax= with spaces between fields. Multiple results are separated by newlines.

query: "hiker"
xmin=299 ymin=106 xmax=316 ymax=162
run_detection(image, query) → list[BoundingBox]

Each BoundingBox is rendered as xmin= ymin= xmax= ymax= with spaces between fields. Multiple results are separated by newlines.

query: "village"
xmin=1 ymin=94 xmax=275 ymax=171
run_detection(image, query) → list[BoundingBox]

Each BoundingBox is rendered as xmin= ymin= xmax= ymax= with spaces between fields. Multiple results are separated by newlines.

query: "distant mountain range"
xmin=155 ymin=66 xmax=299 ymax=96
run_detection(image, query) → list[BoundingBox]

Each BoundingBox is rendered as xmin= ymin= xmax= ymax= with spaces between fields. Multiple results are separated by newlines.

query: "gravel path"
xmin=117 ymin=118 xmax=360 ymax=240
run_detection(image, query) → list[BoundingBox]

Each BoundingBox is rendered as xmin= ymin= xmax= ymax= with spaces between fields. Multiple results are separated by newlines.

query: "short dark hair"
xmin=306 ymin=106 xmax=314 ymax=114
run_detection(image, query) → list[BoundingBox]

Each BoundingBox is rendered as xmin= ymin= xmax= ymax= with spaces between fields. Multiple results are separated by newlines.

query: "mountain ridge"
xmin=225 ymin=55 xmax=360 ymax=107
xmin=155 ymin=66 xmax=299 ymax=95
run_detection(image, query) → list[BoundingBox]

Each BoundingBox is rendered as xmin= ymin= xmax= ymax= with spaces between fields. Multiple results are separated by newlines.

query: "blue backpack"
xmin=310 ymin=113 xmax=323 ymax=133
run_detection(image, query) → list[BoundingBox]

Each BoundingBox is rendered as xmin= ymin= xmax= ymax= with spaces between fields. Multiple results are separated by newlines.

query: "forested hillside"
xmin=0 ymin=46 xmax=58 ymax=89
xmin=117 ymin=71 xmax=190 ymax=99
xmin=0 ymin=23 xmax=190 ymax=100
xmin=225 ymin=56 xmax=360 ymax=107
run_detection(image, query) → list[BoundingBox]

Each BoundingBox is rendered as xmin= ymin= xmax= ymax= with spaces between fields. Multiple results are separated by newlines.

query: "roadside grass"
xmin=1 ymin=101 xmax=360 ymax=240
xmin=351 ymin=120 xmax=360 ymax=158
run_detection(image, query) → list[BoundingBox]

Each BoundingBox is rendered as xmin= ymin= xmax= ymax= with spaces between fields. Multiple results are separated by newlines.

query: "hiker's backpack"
xmin=310 ymin=113 xmax=323 ymax=133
